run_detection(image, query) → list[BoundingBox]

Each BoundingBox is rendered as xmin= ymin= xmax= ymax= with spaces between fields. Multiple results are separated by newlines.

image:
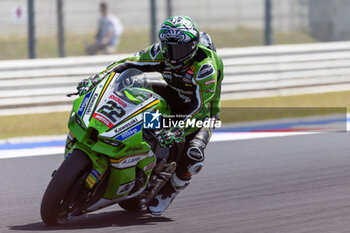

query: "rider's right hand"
xmin=155 ymin=127 xmax=184 ymax=148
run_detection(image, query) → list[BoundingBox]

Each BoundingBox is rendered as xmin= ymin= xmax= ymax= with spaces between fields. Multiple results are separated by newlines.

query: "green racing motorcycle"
xmin=40 ymin=68 xmax=182 ymax=226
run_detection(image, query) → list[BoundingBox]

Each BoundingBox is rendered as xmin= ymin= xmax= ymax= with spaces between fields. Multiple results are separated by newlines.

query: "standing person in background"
xmin=86 ymin=2 xmax=123 ymax=55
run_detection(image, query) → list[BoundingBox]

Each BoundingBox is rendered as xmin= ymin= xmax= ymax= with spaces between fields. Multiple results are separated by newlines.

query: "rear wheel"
xmin=40 ymin=150 xmax=91 ymax=226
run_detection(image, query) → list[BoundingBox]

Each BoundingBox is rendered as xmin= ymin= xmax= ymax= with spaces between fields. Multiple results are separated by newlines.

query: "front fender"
xmin=66 ymin=142 xmax=109 ymax=189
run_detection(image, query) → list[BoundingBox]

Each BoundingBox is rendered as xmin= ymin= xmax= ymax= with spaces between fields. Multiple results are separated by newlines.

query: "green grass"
xmin=220 ymin=91 xmax=349 ymax=123
xmin=0 ymin=112 xmax=70 ymax=139
xmin=221 ymin=91 xmax=350 ymax=108
xmin=0 ymin=90 xmax=349 ymax=139
xmin=0 ymin=27 xmax=315 ymax=60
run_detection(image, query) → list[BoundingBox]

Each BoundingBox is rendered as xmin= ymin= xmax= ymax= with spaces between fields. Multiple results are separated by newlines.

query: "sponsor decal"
xmin=114 ymin=114 xmax=143 ymax=134
xmin=117 ymin=181 xmax=135 ymax=195
xmin=93 ymin=112 xmax=113 ymax=128
xmin=111 ymin=153 xmax=149 ymax=169
xmin=109 ymin=94 xmax=127 ymax=108
xmin=169 ymin=85 xmax=194 ymax=95
xmin=178 ymin=92 xmax=191 ymax=103
xmin=205 ymin=89 xmax=215 ymax=93
xmin=122 ymin=156 xmax=142 ymax=165
xmin=86 ymin=175 xmax=97 ymax=188
xmin=163 ymin=70 xmax=171 ymax=76
xmin=115 ymin=123 xmax=142 ymax=141
xmin=86 ymin=93 xmax=98 ymax=115
xmin=184 ymin=73 xmax=193 ymax=83
xmin=163 ymin=66 xmax=172 ymax=79
xmin=187 ymin=69 xmax=194 ymax=75
xmin=78 ymin=92 xmax=92 ymax=117
xmin=144 ymin=160 xmax=156 ymax=171
xmin=197 ymin=64 xmax=215 ymax=80
xmin=204 ymin=79 xmax=216 ymax=85
xmin=125 ymin=146 xmax=143 ymax=153
xmin=91 ymin=169 xmax=102 ymax=180
xmin=143 ymin=110 xmax=162 ymax=129
xmin=150 ymin=43 xmax=161 ymax=60
xmin=173 ymin=72 xmax=183 ymax=79
xmin=163 ymin=74 xmax=171 ymax=79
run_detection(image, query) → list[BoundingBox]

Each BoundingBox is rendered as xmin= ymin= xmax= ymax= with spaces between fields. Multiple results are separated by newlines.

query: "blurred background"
xmin=1 ymin=0 xmax=350 ymax=138
xmin=1 ymin=0 xmax=348 ymax=60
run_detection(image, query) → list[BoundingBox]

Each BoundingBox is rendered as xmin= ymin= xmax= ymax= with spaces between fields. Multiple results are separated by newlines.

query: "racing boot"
xmin=147 ymin=173 xmax=190 ymax=216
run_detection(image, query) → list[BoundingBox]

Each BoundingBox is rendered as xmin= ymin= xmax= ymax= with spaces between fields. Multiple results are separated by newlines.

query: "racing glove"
xmin=77 ymin=79 xmax=95 ymax=96
xmin=155 ymin=127 xmax=185 ymax=148
xmin=77 ymin=74 xmax=105 ymax=96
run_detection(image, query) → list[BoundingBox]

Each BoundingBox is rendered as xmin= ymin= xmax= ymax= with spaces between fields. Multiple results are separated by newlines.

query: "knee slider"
xmin=187 ymin=146 xmax=204 ymax=162
xmin=187 ymin=162 xmax=204 ymax=176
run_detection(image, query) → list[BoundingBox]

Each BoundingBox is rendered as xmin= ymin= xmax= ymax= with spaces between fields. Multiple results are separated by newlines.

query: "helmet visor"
xmin=161 ymin=41 xmax=197 ymax=61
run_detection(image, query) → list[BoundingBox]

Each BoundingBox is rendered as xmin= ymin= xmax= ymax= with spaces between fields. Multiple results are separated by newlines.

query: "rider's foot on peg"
xmin=147 ymin=173 xmax=190 ymax=216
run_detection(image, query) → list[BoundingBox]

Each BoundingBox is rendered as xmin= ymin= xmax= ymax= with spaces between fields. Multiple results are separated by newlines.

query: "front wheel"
xmin=40 ymin=150 xmax=91 ymax=226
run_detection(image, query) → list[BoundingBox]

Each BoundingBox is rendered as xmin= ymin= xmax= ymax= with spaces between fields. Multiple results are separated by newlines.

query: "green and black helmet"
xmin=159 ymin=16 xmax=200 ymax=70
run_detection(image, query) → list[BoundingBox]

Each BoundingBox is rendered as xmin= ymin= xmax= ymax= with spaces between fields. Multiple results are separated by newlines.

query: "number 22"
xmin=97 ymin=100 xmax=125 ymax=122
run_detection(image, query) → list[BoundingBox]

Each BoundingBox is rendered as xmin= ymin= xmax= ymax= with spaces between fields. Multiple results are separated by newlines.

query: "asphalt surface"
xmin=2 ymin=133 xmax=350 ymax=233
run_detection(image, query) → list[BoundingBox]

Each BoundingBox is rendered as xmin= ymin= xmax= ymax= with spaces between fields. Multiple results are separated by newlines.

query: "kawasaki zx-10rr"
xmin=40 ymin=68 xmax=183 ymax=226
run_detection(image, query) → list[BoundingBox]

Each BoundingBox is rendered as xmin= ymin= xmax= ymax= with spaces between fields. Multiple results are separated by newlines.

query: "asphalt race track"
xmin=1 ymin=133 xmax=350 ymax=233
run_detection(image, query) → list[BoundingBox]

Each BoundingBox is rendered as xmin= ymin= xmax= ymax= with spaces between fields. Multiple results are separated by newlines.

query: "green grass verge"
xmin=0 ymin=90 xmax=349 ymax=139
xmin=0 ymin=112 xmax=70 ymax=139
xmin=220 ymin=91 xmax=349 ymax=123
xmin=0 ymin=27 xmax=315 ymax=60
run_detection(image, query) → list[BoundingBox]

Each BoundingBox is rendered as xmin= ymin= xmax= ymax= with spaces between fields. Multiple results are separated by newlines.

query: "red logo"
xmin=187 ymin=69 xmax=194 ymax=75
xmin=204 ymin=79 xmax=216 ymax=85
xmin=109 ymin=95 xmax=127 ymax=108
xmin=144 ymin=161 xmax=156 ymax=171
xmin=93 ymin=113 xmax=113 ymax=128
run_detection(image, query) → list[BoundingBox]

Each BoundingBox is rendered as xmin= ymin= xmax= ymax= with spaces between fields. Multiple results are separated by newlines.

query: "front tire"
xmin=40 ymin=150 xmax=91 ymax=226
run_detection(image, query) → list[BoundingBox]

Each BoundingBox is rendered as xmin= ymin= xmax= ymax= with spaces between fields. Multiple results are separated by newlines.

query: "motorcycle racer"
xmin=77 ymin=15 xmax=224 ymax=215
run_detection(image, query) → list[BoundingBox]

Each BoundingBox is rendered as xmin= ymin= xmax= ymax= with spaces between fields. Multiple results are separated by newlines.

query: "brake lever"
xmin=66 ymin=92 xmax=79 ymax=97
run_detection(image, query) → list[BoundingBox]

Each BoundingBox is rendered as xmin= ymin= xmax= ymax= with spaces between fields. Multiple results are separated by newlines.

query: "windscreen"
xmin=112 ymin=68 xmax=153 ymax=104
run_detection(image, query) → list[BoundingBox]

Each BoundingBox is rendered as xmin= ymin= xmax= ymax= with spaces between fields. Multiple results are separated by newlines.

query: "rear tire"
xmin=40 ymin=150 xmax=91 ymax=226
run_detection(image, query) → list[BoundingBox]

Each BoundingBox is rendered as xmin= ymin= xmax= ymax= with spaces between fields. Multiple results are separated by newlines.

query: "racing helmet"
xmin=159 ymin=16 xmax=200 ymax=70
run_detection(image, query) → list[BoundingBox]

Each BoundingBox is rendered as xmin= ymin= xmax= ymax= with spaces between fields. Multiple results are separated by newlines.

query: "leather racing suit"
xmin=87 ymin=32 xmax=224 ymax=181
